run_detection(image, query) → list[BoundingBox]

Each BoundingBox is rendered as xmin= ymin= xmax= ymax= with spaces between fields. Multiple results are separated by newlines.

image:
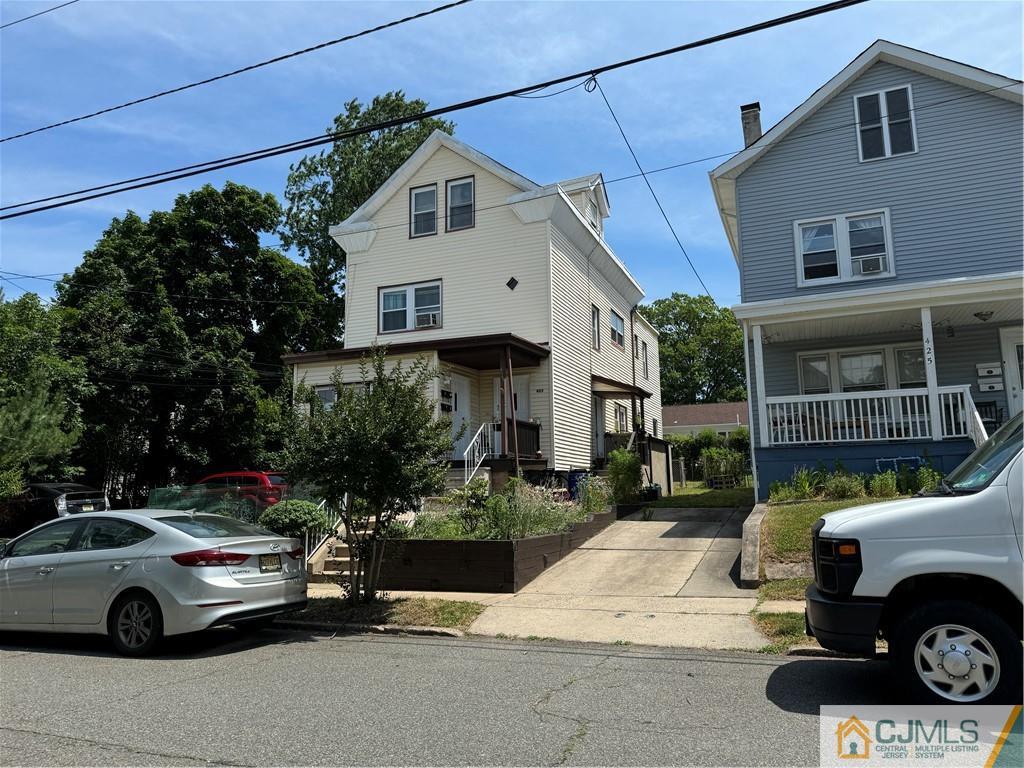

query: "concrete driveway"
xmin=470 ymin=507 xmax=768 ymax=650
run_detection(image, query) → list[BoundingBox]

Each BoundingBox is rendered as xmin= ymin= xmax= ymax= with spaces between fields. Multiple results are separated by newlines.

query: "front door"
xmin=592 ymin=396 xmax=606 ymax=459
xmin=1000 ymin=327 xmax=1024 ymax=417
xmin=449 ymin=374 xmax=472 ymax=458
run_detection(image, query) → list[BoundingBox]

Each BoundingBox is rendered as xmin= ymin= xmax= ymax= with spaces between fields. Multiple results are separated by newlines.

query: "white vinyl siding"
xmin=854 ymin=84 xmax=917 ymax=161
xmin=794 ymin=209 xmax=893 ymax=286
xmin=410 ymin=184 xmax=437 ymax=237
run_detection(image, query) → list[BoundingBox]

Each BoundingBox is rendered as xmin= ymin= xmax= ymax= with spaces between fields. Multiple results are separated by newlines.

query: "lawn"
xmin=648 ymin=482 xmax=754 ymax=508
xmin=758 ymin=577 xmax=813 ymax=602
xmin=752 ymin=611 xmax=810 ymax=654
xmin=288 ymin=597 xmax=485 ymax=630
xmin=760 ymin=499 xmax=878 ymax=563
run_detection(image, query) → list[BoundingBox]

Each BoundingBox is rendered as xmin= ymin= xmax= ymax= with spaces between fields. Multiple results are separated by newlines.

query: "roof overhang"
xmin=591 ymin=374 xmax=653 ymax=399
xmin=558 ymin=173 xmax=611 ymax=218
xmin=282 ymin=333 xmax=549 ymax=369
xmin=709 ymin=40 xmax=1024 ymax=264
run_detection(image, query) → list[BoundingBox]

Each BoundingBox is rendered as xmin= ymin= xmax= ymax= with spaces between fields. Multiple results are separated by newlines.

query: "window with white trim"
xmin=854 ymin=85 xmax=916 ymax=161
xmin=799 ymin=354 xmax=831 ymax=395
xmin=379 ymin=281 xmax=442 ymax=333
xmin=839 ymin=350 xmax=886 ymax=392
xmin=798 ymin=344 xmax=926 ymax=394
xmin=591 ymin=305 xmax=601 ymax=351
xmin=895 ymin=347 xmax=926 ymax=388
xmin=794 ymin=209 xmax=893 ymax=286
xmin=609 ymin=310 xmax=625 ymax=348
xmin=410 ymin=185 xmax=437 ymax=237
xmin=614 ymin=403 xmax=629 ymax=433
xmin=446 ymin=177 xmax=474 ymax=231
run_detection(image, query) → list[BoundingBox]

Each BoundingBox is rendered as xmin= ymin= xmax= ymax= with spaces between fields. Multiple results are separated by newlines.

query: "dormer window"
xmin=854 ymin=85 xmax=916 ymax=161
xmin=446 ymin=177 xmax=474 ymax=231
xmin=410 ymin=184 xmax=437 ymax=237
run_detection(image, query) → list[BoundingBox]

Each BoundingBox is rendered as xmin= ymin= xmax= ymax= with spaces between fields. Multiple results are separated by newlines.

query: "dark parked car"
xmin=0 ymin=483 xmax=110 ymax=538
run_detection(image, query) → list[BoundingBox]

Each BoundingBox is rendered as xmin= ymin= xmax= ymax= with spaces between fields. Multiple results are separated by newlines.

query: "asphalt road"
xmin=0 ymin=628 xmax=897 ymax=766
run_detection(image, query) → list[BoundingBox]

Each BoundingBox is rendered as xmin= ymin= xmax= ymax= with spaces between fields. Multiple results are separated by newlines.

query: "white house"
xmin=283 ymin=131 xmax=666 ymax=487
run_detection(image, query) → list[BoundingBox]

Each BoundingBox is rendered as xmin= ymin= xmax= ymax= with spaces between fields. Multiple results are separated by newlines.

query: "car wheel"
xmin=891 ymin=600 xmax=1022 ymax=704
xmin=109 ymin=592 xmax=163 ymax=656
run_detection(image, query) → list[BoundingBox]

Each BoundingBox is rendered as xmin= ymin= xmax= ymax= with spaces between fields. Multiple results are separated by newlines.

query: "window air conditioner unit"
xmin=415 ymin=311 xmax=440 ymax=328
xmin=856 ymin=256 xmax=884 ymax=275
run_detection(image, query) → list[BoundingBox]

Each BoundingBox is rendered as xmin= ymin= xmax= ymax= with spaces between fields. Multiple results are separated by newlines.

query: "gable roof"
xmin=662 ymin=402 xmax=748 ymax=428
xmin=709 ymin=40 xmax=1024 ymax=263
xmin=329 ymin=130 xmax=539 ymax=236
xmin=558 ymin=173 xmax=611 ymax=218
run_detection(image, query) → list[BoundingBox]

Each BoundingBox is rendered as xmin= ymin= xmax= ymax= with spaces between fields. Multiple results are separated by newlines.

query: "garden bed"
xmin=381 ymin=509 xmax=615 ymax=592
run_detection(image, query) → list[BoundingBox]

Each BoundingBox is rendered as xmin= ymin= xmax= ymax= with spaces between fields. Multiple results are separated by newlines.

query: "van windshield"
xmin=945 ymin=412 xmax=1023 ymax=493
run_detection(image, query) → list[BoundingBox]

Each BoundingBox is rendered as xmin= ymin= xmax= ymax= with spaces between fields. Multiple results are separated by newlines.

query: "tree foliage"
xmin=282 ymin=347 xmax=454 ymax=603
xmin=55 ymin=183 xmax=319 ymax=503
xmin=281 ymin=92 xmax=455 ymax=347
xmin=642 ymin=293 xmax=746 ymax=404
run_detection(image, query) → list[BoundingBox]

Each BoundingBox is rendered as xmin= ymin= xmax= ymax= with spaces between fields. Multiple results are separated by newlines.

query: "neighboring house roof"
xmin=662 ymin=402 xmax=749 ymax=429
xmin=709 ymin=40 xmax=1024 ymax=263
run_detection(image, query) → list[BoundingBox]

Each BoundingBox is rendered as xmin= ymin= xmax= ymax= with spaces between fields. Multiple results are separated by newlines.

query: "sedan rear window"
xmin=158 ymin=515 xmax=275 ymax=538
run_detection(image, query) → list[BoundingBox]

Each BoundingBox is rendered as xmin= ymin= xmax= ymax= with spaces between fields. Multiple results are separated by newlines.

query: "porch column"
xmin=498 ymin=351 xmax=508 ymax=457
xmin=752 ymin=324 xmax=770 ymax=448
xmin=921 ymin=306 xmax=943 ymax=441
xmin=506 ymin=345 xmax=521 ymax=474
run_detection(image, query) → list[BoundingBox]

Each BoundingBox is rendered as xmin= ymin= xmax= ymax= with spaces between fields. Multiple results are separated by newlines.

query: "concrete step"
xmin=307 ymin=570 xmax=352 ymax=584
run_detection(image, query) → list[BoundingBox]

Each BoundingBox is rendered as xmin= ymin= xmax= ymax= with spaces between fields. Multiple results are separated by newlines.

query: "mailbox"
xmin=978 ymin=380 xmax=1004 ymax=392
xmin=977 ymin=362 xmax=1002 ymax=377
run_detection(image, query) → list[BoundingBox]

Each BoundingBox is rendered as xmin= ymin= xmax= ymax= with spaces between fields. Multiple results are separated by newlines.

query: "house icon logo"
xmin=836 ymin=715 xmax=871 ymax=759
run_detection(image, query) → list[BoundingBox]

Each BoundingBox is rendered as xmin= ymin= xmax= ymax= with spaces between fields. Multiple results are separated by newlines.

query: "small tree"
xmin=283 ymin=346 xmax=454 ymax=603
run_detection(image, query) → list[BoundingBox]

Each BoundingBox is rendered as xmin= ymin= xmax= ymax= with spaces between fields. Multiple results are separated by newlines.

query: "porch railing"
xmin=304 ymin=497 xmax=344 ymax=568
xmin=763 ymin=385 xmax=987 ymax=447
xmin=464 ymin=422 xmax=497 ymax=485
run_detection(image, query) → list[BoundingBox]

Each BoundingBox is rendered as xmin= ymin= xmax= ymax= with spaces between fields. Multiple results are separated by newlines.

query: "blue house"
xmin=709 ymin=41 xmax=1023 ymax=500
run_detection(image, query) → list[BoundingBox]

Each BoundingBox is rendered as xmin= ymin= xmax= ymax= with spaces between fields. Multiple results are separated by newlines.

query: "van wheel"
xmin=109 ymin=592 xmax=163 ymax=656
xmin=891 ymin=600 xmax=1021 ymax=704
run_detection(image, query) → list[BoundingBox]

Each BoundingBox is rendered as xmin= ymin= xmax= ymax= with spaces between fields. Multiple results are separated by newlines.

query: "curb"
xmin=740 ymin=502 xmax=768 ymax=588
xmin=274 ymin=619 xmax=464 ymax=638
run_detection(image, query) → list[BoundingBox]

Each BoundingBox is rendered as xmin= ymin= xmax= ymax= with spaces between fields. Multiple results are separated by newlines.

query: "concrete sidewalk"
xmin=468 ymin=507 xmax=769 ymax=650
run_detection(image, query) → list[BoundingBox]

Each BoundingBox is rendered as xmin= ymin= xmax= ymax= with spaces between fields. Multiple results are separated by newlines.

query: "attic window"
xmin=854 ymin=85 xmax=916 ymax=161
xmin=446 ymin=177 xmax=474 ymax=231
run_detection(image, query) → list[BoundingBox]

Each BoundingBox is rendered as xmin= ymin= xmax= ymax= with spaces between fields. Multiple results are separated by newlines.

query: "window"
xmin=591 ymin=305 xmax=601 ymax=351
xmin=839 ymin=351 xmax=886 ymax=392
xmin=895 ymin=347 xmax=926 ymax=388
xmin=159 ymin=515 xmax=275 ymax=539
xmin=633 ymin=334 xmax=640 ymax=359
xmin=409 ymin=184 xmax=437 ymax=237
xmin=800 ymin=354 xmax=831 ymax=395
xmin=614 ymin=403 xmax=629 ymax=433
xmin=314 ymin=385 xmax=336 ymax=410
xmin=794 ymin=209 xmax=892 ymax=286
xmin=8 ymin=520 xmax=82 ymax=557
xmin=609 ymin=310 xmax=625 ymax=348
xmin=76 ymin=519 xmax=153 ymax=551
xmin=642 ymin=341 xmax=649 ymax=379
xmin=446 ymin=177 xmax=474 ymax=231
xmin=652 ymin=418 xmax=659 ymax=437
xmin=379 ymin=281 xmax=442 ymax=333
xmin=855 ymin=85 xmax=916 ymax=161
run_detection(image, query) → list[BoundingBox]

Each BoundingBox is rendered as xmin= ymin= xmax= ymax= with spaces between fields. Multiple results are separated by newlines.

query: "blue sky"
xmin=1 ymin=0 xmax=1021 ymax=310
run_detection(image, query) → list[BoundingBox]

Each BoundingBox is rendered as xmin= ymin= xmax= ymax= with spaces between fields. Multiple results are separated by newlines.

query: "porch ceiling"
xmin=761 ymin=298 xmax=1022 ymax=344
xmin=592 ymin=374 xmax=653 ymax=399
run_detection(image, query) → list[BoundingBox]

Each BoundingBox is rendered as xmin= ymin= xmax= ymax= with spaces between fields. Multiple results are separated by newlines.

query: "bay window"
xmin=794 ymin=209 xmax=892 ymax=286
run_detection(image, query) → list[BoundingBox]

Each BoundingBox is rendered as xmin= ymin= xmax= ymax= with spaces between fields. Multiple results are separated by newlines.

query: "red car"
xmin=191 ymin=471 xmax=288 ymax=520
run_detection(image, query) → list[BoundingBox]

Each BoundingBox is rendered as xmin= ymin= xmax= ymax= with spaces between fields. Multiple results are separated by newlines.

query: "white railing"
xmin=463 ymin=421 xmax=497 ymax=485
xmin=763 ymin=385 xmax=984 ymax=446
xmin=304 ymin=497 xmax=343 ymax=567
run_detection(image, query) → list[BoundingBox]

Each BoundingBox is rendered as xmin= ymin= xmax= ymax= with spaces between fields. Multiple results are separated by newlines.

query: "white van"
xmin=805 ymin=412 xmax=1023 ymax=704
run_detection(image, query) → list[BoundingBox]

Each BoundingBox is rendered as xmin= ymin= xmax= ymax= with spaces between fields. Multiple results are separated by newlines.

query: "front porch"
xmin=736 ymin=275 xmax=1023 ymax=498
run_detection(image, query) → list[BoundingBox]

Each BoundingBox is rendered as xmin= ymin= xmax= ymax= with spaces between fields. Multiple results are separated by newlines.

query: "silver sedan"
xmin=0 ymin=510 xmax=308 ymax=655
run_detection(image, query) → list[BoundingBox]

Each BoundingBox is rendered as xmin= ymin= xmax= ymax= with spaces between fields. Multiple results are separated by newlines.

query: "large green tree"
xmin=56 ymin=183 xmax=320 ymax=503
xmin=281 ymin=92 xmax=455 ymax=347
xmin=643 ymin=293 xmax=746 ymax=404
xmin=0 ymin=291 xmax=87 ymax=497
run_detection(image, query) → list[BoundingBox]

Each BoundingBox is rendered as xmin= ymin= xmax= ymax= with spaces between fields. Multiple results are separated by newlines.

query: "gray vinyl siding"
xmin=736 ymin=61 xmax=1023 ymax=302
xmin=749 ymin=323 xmax=1013 ymax=446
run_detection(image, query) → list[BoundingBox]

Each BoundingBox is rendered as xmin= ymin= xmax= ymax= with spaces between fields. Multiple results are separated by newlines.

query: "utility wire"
xmin=0 ymin=0 xmax=79 ymax=30
xmin=0 ymin=0 xmax=869 ymax=219
xmin=1 ymin=0 xmax=475 ymax=142
xmin=592 ymin=76 xmax=711 ymax=296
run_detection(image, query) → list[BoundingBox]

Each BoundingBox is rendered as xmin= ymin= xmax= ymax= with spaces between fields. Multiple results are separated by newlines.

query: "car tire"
xmin=890 ymin=599 xmax=1022 ymax=704
xmin=108 ymin=591 xmax=163 ymax=657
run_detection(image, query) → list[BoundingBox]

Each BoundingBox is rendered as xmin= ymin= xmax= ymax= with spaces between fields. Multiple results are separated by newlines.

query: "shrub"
xmin=407 ymin=510 xmax=467 ymax=540
xmin=667 ymin=429 xmax=725 ymax=480
xmin=896 ymin=463 xmax=918 ymax=495
xmin=822 ymin=471 xmax=866 ymax=500
xmin=257 ymin=500 xmax=329 ymax=538
xmin=869 ymin=470 xmax=899 ymax=498
xmin=790 ymin=466 xmax=820 ymax=500
xmin=478 ymin=481 xmax=583 ymax=540
xmin=699 ymin=446 xmax=746 ymax=485
xmin=578 ymin=475 xmax=612 ymax=517
xmin=768 ymin=480 xmax=797 ymax=503
xmin=917 ymin=465 xmax=943 ymax=493
xmin=726 ymin=426 xmax=750 ymax=456
xmin=607 ymin=448 xmax=643 ymax=503
xmin=442 ymin=476 xmax=490 ymax=533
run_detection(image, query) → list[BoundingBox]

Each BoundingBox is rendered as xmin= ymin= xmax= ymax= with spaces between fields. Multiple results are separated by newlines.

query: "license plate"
xmin=81 ymin=505 xmax=93 ymax=512
xmin=259 ymin=553 xmax=281 ymax=573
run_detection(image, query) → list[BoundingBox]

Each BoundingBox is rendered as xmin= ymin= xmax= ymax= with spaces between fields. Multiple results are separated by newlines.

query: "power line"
xmin=0 ymin=0 xmax=79 ymax=31
xmin=0 ymin=0 xmax=869 ymax=219
xmin=1 ymin=0 xmax=475 ymax=142
xmin=592 ymin=76 xmax=711 ymax=296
